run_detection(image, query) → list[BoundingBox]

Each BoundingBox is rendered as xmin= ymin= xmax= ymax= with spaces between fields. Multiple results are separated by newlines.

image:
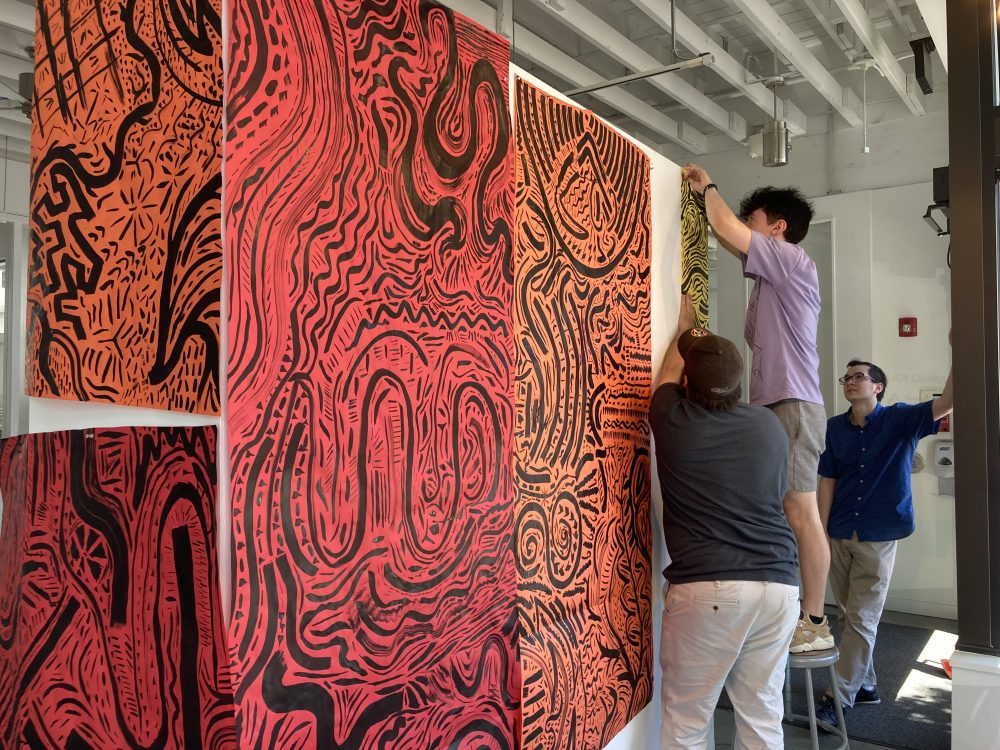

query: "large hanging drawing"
xmin=513 ymin=78 xmax=654 ymax=750
xmin=26 ymin=0 xmax=223 ymax=413
xmin=226 ymin=0 xmax=518 ymax=747
xmin=0 ymin=427 xmax=234 ymax=748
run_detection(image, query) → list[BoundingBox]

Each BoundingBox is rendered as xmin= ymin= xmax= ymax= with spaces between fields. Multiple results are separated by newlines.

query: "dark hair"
xmin=688 ymin=383 xmax=742 ymax=411
xmin=846 ymin=359 xmax=887 ymax=402
xmin=739 ymin=187 xmax=815 ymax=244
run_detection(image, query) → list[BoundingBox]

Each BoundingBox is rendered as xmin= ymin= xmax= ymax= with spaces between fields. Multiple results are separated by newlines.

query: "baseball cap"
xmin=677 ymin=327 xmax=743 ymax=399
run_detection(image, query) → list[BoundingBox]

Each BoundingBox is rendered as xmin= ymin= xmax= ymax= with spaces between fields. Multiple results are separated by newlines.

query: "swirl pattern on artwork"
xmin=513 ymin=78 xmax=653 ymax=750
xmin=680 ymin=181 xmax=710 ymax=328
xmin=226 ymin=1 xmax=517 ymax=747
xmin=26 ymin=0 xmax=222 ymax=413
xmin=0 ymin=426 xmax=234 ymax=748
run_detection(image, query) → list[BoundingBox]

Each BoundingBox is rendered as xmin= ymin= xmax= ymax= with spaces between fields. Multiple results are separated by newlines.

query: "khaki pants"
xmin=659 ymin=579 xmax=799 ymax=750
xmin=829 ymin=534 xmax=898 ymax=706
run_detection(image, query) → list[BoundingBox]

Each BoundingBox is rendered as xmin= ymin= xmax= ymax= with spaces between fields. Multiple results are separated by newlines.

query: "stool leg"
xmin=804 ymin=668 xmax=820 ymax=750
xmin=784 ymin=660 xmax=791 ymax=718
xmin=828 ymin=664 xmax=850 ymax=749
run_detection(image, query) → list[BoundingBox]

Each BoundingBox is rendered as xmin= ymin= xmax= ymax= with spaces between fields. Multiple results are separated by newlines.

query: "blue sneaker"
xmin=815 ymin=695 xmax=844 ymax=731
xmin=854 ymin=685 xmax=881 ymax=705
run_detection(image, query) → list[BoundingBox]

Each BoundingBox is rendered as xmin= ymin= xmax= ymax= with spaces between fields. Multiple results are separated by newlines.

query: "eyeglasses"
xmin=839 ymin=373 xmax=876 ymax=385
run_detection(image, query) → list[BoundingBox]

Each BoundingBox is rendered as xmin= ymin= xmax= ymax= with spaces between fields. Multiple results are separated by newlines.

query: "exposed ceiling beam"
xmin=0 ymin=108 xmax=27 ymax=125
xmin=629 ymin=0 xmax=807 ymax=136
xmin=832 ymin=0 xmax=924 ymax=116
xmin=515 ymin=27 xmax=707 ymax=153
xmin=800 ymin=0 xmax=854 ymax=62
xmin=911 ymin=0 xmax=947 ymax=73
xmin=0 ymin=115 xmax=28 ymax=141
xmin=496 ymin=0 xmax=512 ymax=41
xmin=0 ymin=50 xmax=31 ymax=77
xmin=0 ymin=74 xmax=21 ymax=100
xmin=441 ymin=0 xmax=707 ymax=153
xmin=436 ymin=0 xmax=494 ymax=34
xmin=526 ymin=0 xmax=748 ymax=144
xmin=881 ymin=0 xmax=912 ymax=39
xmin=0 ymin=3 xmax=32 ymax=35
xmin=0 ymin=143 xmax=28 ymax=163
xmin=728 ymin=0 xmax=864 ymax=127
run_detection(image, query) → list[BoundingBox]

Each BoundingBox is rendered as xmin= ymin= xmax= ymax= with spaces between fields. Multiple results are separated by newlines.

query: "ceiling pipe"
xmin=563 ymin=53 xmax=713 ymax=97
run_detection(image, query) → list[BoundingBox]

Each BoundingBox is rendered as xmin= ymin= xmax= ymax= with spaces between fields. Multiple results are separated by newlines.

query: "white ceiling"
xmin=0 ymin=0 xmax=947 ymax=165
xmin=469 ymin=0 xmax=947 ymax=161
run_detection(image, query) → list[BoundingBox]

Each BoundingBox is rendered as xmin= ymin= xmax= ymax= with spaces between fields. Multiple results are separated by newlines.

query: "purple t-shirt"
xmin=743 ymin=232 xmax=823 ymax=406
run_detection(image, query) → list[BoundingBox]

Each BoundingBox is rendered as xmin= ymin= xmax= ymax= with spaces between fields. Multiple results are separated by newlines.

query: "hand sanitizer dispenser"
xmin=935 ymin=441 xmax=955 ymax=496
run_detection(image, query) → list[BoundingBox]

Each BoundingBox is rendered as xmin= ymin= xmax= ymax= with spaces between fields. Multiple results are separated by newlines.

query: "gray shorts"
xmin=767 ymin=399 xmax=826 ymax=493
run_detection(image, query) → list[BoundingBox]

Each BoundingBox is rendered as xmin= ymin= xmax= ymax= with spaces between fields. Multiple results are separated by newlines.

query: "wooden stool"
xmin=784 ymin=648 xmax=850 ymax=750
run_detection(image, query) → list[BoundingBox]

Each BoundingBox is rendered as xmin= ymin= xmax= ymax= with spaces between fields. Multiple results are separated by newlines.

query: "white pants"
xmin=659 ymin=579 xmax=799 ymax=750
xmin=829 ymin=534 xmax=897 ymax=706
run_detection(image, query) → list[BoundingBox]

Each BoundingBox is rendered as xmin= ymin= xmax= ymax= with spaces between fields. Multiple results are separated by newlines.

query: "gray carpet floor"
xmin=720 ymin=613 xmax=955 ymax=750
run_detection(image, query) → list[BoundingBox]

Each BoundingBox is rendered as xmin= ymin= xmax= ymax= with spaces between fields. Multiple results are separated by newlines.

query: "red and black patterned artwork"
xmin=0 ymin=426 xmax=234 ymax=748
xmin=514 ymin=78 xmax=654 ymax=750
xmin=27 ymin=0 xmax=222 ymax=414
xmin=226 ymin=0 xmax=517 ymax=747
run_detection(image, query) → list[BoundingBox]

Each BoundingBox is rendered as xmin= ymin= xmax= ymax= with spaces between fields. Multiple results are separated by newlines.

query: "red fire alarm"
xmin=899 ymin=317 xmax=918 ymax=337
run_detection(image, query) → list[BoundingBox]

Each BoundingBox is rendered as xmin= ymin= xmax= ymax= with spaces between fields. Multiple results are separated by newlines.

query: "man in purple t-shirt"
xmin=682 ymin=164 xmax=833 ymax=653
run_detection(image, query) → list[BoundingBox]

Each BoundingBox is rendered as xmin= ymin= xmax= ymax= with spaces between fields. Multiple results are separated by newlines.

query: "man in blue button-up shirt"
xmin=814 ymin=356 xmax=953 ymax=728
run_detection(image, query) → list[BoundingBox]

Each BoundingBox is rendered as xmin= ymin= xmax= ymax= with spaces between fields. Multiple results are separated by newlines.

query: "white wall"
xmin=868 ymin=183 xmax=954 ymax=619
xmin=817 ymin=192 xmax=876 ymax=382
xmin=1 ymin=158 xmax=28 ymax=218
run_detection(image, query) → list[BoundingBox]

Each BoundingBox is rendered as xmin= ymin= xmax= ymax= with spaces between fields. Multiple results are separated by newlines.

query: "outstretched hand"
xmin=682 ymin=163 xmax=712 ymax=195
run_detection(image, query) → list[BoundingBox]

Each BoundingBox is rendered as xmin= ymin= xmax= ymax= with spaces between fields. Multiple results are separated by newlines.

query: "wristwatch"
xmin=704 ymin=182 xmax=719 ymax=194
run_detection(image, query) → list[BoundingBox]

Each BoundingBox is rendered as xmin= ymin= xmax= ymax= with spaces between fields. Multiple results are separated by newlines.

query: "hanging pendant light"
xmin=762 ymin=78 xmax=789 ymax=167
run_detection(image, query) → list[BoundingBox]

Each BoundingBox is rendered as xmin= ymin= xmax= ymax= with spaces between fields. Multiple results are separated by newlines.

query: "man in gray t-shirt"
xmin=682 ymin=165 xmax=832 ymax=654
xmin=650 ymin=306 xmax=799 ymax=749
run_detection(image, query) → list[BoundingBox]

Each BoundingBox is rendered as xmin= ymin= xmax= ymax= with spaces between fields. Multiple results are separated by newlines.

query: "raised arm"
xmin=932 ymin=330 xmax=955 ymax=421
xmin=683 ymin=164 xmax=752 ymax=257
xmin=933 ymin=367 xmax=954 ymax=420
xmin=653 ymin=295 xmax=697 ymax=392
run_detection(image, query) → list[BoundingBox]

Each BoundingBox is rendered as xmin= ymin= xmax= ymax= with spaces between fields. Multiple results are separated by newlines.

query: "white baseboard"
xmin=882 ymin=594 xmax=957 ymax=621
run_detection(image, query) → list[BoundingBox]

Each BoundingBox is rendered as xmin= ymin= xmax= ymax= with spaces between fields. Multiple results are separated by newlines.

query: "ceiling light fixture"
xmin=924 ymin=166 xmax=950 ymax=237
xmin=762 ymin=77 xmax=789 ymax=167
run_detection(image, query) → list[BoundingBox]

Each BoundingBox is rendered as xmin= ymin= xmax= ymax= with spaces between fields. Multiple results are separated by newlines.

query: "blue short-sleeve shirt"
xmin=818 ymin=401 xmax=940 ymax=541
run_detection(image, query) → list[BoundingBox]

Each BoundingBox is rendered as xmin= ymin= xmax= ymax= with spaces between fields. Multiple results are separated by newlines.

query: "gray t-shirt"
xmin=649 ymin=383 xmax=799 ymax=585
xmin=743 ymin=232 xmax=823 ymax=406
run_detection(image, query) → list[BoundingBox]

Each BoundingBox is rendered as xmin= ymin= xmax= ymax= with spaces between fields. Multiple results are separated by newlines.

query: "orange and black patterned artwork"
xmin=226 ymin=0 xmax=518 ymax=747
xmin=680 ymin=181 xmax=709 ymax=327
xmin=513 ymin=78 xmax=653 ymax=750
xmin=26 ymin=0 xmax=222 ymax=413
xmin=0 ymin=427 xmax=235 ymax=748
